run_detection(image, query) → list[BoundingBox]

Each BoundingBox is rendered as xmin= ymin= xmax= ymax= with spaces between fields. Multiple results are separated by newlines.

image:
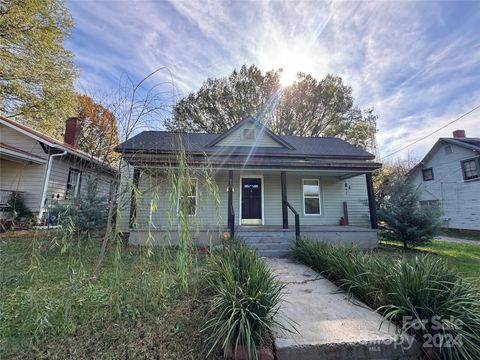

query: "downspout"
xmin=38 ymin=149 xmax=67 ymax=222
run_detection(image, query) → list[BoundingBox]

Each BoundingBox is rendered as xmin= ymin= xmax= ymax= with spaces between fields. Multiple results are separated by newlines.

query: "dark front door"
xmin=241 ymin=178 xmax=262 ymax=225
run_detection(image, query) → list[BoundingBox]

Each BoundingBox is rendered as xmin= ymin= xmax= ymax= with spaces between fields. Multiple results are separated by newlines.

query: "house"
xmin=0 ymin=115 xmax=118 ymax=224
xmin=408 ymin=129 xmax=480 ymax=232
xmin=115 ymin=117 xmax=382 ymax=254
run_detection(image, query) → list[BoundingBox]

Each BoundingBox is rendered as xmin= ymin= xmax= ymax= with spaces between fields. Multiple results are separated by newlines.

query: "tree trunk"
xmin=403 ymin=239 xmax=408 ymax=250
xmin=91 ymin=199 xmax=115 ymax=282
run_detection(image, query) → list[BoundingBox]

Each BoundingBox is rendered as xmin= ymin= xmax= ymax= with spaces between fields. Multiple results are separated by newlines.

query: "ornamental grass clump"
xmin=203 ymin=242 xmax=288 ymax=360
xmin=293 ymin=239 xmax=480 ymax=360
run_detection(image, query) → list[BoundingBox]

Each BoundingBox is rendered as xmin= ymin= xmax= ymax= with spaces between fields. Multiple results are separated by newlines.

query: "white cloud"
xmin=66 ymin=0 xmax=480 ymax=153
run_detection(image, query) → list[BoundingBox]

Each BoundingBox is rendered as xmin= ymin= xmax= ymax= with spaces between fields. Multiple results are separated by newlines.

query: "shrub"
xmin=7 ymin=192 xmax=33 ymax=221
xmin=293 ymin=239 xmax=480 ymax=360
xmin=203 ymin=242 xmax=288 ymax=359
xmin=378 ymin=180 xmax=441 ymax=249
xmin=50 ymin=177 xmax=109 ymax=235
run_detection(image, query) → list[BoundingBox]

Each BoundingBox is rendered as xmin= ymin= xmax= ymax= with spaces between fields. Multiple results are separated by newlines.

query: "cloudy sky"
xmin=65 ymin=0 xmax=480 ymax=160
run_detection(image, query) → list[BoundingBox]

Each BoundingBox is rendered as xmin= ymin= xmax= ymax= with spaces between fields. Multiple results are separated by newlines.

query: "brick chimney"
xmin=452 ymin=129 xmax=466 ymax=138
xmin=64 ymin=117 xmax=81 ymax=147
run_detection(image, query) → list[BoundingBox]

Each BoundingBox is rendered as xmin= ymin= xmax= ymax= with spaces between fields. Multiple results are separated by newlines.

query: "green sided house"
xmin=115 ymin=117 xmax=381 ymax=255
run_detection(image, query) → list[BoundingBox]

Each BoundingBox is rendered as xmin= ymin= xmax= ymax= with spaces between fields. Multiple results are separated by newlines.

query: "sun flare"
xmin=264 ymin=44 xmax=319 ymax=87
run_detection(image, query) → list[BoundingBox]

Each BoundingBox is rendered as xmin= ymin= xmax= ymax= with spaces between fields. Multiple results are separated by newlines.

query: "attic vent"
xmin=243 ymin=128 xmax=255 ymax=140
xmin=444 ymin=145 xmax=453 ymax=154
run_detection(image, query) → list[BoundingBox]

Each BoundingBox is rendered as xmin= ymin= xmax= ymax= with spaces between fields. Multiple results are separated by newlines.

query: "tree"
xmin=77 ymin=94 xmax=120 ymax=165
xmin=165 ymin=65 xmax=377 ymax=150
xmin=377 ymin=180 xmax=441 ymax=249
xmin=0 ymin=0 xmax=77 ymax=137
xmin=373 ymin=158 xmax=417 ymax=202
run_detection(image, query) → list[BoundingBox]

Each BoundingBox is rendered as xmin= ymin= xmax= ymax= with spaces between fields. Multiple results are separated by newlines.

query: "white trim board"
xmin=238 ymin=174 xmax=265 ymax=226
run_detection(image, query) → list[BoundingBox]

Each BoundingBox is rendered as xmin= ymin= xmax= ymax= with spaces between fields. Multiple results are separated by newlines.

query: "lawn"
xmin=439 ymin=228 xmax=480 ymax=241
xmin=0 ymin=231 xmax=222 ymax=359
xmin=379 ymin=239 xmax=480 ymax=282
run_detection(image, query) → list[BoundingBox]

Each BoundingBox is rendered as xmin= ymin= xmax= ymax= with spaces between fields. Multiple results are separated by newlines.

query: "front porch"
xmin=123 ymin=167 xmax=380 ymax=253
xmin=128 ymin=225 xmax=378 ymax=256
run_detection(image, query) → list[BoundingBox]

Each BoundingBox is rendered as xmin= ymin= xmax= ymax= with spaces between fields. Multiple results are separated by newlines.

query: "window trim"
xmin=422 ymin=168 xmax=434 ymax=181
xmin=461 ymin=157 xmax=480 ymax=181
xmin=66 ymin=168 xmax=82 ymax=199
xmin=302 ymin=178 xmax=322 ymax=216
xmin=177 ymin=178 xmax=198 ymax=217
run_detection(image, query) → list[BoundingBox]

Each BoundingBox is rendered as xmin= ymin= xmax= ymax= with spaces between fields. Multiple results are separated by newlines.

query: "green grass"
xmin=379 ymin=239 xmax=480 ymax=282
xmin=440 ymin=229 xmax=480 ymax=241
xmin=0 ymin=231 xmax=222 ymax=359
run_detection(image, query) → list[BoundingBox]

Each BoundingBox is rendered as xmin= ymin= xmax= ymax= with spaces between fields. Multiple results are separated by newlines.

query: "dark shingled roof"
xmin=441 ymin=137 xmax=480 ymax=152
xmin=115 ymin=130 xmax=375 ymax=159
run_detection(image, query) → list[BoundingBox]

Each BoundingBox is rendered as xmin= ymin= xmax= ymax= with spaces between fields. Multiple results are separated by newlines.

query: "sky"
xmin=65 ymin=0 xmax=480 ymax=161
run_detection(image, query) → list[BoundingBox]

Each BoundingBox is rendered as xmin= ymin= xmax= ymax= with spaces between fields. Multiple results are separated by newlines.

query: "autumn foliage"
xmin=77 ymin=94 xmax=120 ymax=165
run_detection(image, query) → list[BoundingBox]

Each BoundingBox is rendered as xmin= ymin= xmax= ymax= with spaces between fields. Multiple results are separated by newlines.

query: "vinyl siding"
xmin=45 ymin=155 xmax=115 ymax=208
xmin=116 ymin=167 xmax=371 ymax=231
xmin=0 ymin=158 xmax=46 ymax=211
xmin=0 ymin=124 xmax=48 ymax=212
xmin=410 ymin=142 xmax=480 ymax=230
xmin=215 ymin=122 xmax=283 ymax=147
xmin=0 ymin=124 xmax=47 ymax=158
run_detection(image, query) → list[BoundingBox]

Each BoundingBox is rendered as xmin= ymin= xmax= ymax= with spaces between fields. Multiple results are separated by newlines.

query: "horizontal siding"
xmin=410 ymin=143 xmax=480 ymax=230
xmin=0 ymin=158 xmax=46 ymax=212
xmin=215 ymin=122 xmax=283 ymax=147
xmin=0 ymin=124 xmax=47 ymax=158
xmin=116 ymin=167 xmax=372 ymax=231
xmin=45 ymin=155 xmax=115 ymax=208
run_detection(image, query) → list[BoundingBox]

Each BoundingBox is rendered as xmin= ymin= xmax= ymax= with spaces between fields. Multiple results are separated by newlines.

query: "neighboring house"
xmin=0 ymin=115 xmax=118 ymax=223
xmin=115 ymin=117 xmax=381 ymax=252
xmin=408 ymin=130 xmax=480 ymax=231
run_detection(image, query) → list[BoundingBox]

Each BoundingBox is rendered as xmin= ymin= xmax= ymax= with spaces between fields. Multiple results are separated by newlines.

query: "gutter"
xmin=38 ymin=149 xmax=67 ymax=222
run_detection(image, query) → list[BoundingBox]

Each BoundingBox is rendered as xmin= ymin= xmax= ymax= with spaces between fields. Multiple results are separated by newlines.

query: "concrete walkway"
xmin=268 ymin=258 xmax=419 ymax=360
xmin=435 ymin=235 xmax=480 ymax=245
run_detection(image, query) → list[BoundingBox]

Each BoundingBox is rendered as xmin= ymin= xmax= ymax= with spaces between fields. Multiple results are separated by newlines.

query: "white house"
xmin=0 ymin=115 xmax=118 ymax=224
xmin=408 ymin=129 xmax=480 ymax=231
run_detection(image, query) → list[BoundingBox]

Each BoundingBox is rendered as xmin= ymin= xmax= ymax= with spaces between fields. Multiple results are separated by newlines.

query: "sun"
xmin=265 ymin=45 xmax=317 ymax=87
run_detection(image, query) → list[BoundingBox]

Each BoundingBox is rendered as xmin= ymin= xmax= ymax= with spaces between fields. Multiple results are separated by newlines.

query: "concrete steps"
xmin=239 ymin=234 xmax=293 ymax=256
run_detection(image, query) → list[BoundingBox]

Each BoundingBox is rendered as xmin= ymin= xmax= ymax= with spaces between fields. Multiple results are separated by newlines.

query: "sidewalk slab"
xmin=268 ymin=258 xmax=419 ymax=360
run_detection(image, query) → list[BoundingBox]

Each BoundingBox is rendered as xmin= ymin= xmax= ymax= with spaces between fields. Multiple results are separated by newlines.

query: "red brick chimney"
xmin=452 ymin=129 xmax=466 ymax=138
xmin=64 ymin=117 xmax=81 ymax=147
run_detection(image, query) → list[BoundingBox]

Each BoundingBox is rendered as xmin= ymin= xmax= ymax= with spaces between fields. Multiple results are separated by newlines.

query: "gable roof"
xmin=0 ymin=114 xmax=117 ymax=172
xmin=205 ymin=117 xmax=295 ymax=149
xmin=115 ymin=130 xmax=375 ymax=160
xmin=408 ymin=136 xmax=480 ymax=178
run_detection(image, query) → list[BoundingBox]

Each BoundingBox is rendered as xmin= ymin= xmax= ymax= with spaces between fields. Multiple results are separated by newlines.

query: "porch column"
xmin=129 ymin=167 xmax=140 ymax=229
xmin=281 ymin=171 xmax=288 ymax=229
xmin=227 ymin=170 xmax=234 ymax=237
xmin=365 ymin=173 xmax=378 ymax=229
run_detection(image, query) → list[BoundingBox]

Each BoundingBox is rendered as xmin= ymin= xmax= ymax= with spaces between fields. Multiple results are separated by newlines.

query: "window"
xmin=66 ymin=168 xmax=81 ymax=198
xmin=303 ymin=179 xmax=321 ymax=215
xmin=420 ymin=200 xmax=440 ymax=207
xmin=422 ymin=168 xmax=434 ymax=181
xmin=243 ymin=128 xmax=255 ymax=140
xmin=178 ymin=179 xmax=198 ymax=216
xmin=444 ymin=145 xmax=453 ymax=154
xmin=461 ymin=158 xmax=479 ymax=180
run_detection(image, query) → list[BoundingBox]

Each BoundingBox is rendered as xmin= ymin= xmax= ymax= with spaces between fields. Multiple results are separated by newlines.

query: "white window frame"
xmin=66 ymin=168 xmax=81 ymax=199
xmin=177 ymin=178 xmax=198 ymax=217
xmin=302 ymin=178 xmax=321 ymax=216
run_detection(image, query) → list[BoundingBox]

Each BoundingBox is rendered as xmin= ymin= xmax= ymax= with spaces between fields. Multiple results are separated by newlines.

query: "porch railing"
xmin=284 ymin=200 xmax=300 ymax=240
xmin=228 ymin=200 xmax=235 ymax=238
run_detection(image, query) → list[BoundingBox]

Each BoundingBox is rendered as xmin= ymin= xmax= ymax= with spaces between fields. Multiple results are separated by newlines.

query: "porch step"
xmin=241 ymin=237 xmax=293 ymax=256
